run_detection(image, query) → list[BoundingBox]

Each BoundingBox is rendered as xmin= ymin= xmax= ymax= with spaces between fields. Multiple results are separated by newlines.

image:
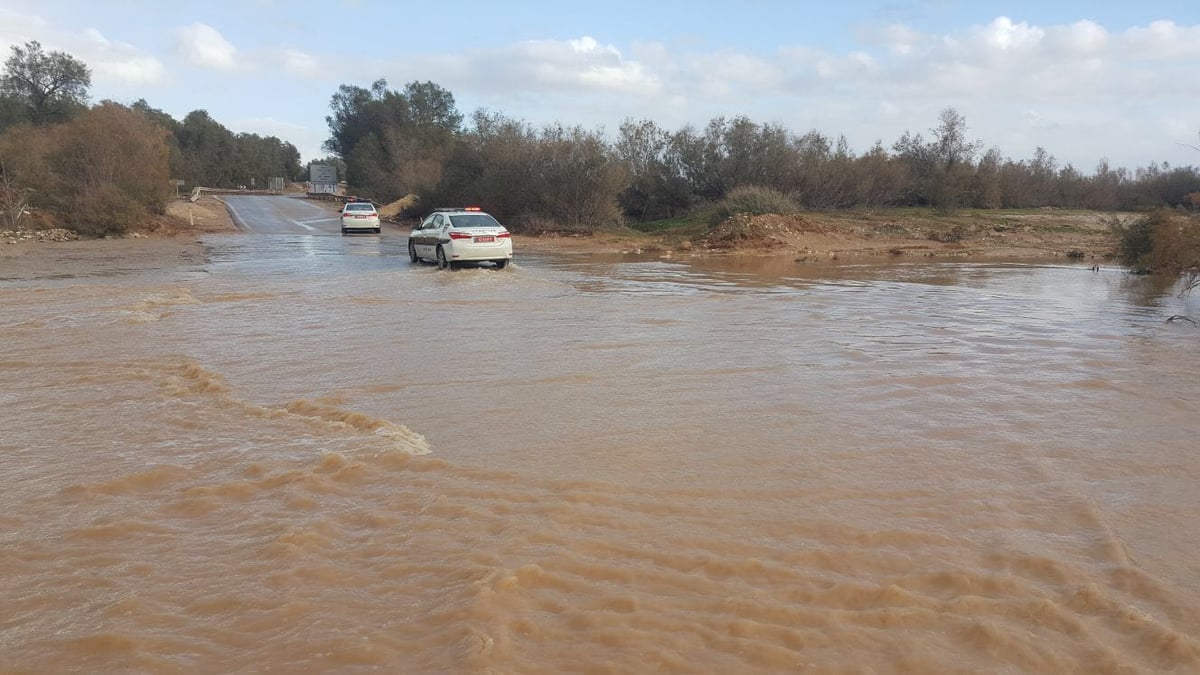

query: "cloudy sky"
xmin=1 ymin=0 xmax=1198 ymax=172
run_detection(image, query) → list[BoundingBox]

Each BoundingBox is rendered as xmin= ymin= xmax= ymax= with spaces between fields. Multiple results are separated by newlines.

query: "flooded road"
xmin=2 ymin=229 xmax=1199 ymax=673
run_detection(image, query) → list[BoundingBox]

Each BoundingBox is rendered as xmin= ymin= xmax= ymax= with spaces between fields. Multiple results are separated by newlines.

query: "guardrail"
xmin=306 ymin=192 xmax=381 ymax=206
xmin=305 ymin=192 xmax=351 ymax=203
xmin=190 ymin=186 xmax=283 ymax=202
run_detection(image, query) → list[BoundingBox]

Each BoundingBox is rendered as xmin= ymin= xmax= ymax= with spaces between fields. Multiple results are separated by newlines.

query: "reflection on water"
xmin=2 ymin=236 xmax=1198 ymax=672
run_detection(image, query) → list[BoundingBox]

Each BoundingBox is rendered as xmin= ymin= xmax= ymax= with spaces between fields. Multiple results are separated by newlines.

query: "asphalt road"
xmin=221 ymin=195 xmax=350 ymax=235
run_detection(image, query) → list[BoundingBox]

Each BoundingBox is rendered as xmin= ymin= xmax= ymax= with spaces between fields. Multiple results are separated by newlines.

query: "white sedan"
xmin=408 ymin=207 xmax=513 ymax=270
xmin=340 ymin=201 xmax=381 ymax=234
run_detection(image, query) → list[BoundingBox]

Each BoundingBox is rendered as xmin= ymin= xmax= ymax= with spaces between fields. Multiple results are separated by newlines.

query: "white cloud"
xmin=1122 ymin=20 xmax=1200 ymax=59
xmin=0 ymin=12 xmax=167 ymax=88
xmin=1049 ymin=20 xmax=1109 ymax=56
xmin=174 ymin=23 xmax=239 ymax=71
xmin=399 ymin=35 xmax=660 ymax=98
xmin=876 ymin=24 xmax=925 ymax=57
xmin=0 ymin=8 xmax=49 ymax=51
xmin=685 ymin=51 xmax=784 ymax=98
xmin=846 ymin=17 xmax=1200 ymax=106
xmin=83 ymin=28 xmax=167 ymax=85
xmin=279 ymin=48 xmax=320 ymax=78
xmin=567 ymin=36 xmax=611 ymax=56
xmin=975 ymin=16 xmax=1044 ymax=52
xmin=93 ymin=55 xmax=167 ymax=85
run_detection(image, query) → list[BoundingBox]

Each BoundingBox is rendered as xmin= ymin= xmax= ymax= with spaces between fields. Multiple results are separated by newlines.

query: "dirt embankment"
xmin=518 ymin=209 xmax=1120 ymax=262
xmin=2 ymin=196 xmax=238 ymax=250
xmin=158 ymin=196 xmax=240 ymax=235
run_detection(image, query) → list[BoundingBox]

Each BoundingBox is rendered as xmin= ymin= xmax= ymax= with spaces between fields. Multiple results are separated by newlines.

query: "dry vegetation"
xmin=519 ymin=208 xmax=1118 ymax=262
xmin=1 ymin=195 xmax=237 ymax=248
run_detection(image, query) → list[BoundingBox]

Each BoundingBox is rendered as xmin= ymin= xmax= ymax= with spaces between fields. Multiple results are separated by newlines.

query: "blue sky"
xmin=2 ymin=0 xmax=1199 ymax=172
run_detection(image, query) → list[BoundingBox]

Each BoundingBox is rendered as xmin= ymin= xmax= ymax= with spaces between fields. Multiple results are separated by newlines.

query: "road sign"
xmin=310 ymin=164 xmax=337 ymax=185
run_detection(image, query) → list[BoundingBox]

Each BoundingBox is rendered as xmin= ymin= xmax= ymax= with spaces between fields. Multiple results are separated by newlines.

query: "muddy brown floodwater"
xmin=2 ymin=233 xmax=1199 ymax=673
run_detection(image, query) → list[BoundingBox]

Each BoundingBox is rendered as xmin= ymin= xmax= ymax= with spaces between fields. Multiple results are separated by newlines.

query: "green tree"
xmin=891 ymin=130 xmax=932 ymax=205
xmin=970 ymin=147 xmax=1003 ymax=209
xmin=323 ymin=79 xmax=462 ymax=200
xmin=0 ymin=41 xmax=91 ymax=125
xmin=853 ymin=141 xmax=904 ymax=207
xmin=131 ymin=98 xmax=180 ymax=133
xmin=927 ymin=107 xmax=981 ymax=213
xmin=324 ymin=79 xmax=390 ymax=159
xmin=131 ymin=99 xmax=185 ymax=183
xmin=401 ymin=80 xmax=463 ymax=146
xmin=231 ymin=133 xmax=302 ymax=188
xmin=614 ymin=118 xmax=692 ymax=220
xmin=175 ymin=110 xmax=237 ymax=187
xmin=0 ymin=94 xmax=27 ymax=132
xmin=429 ymin=109 xmax=537 ymax=222
xmin=670 ymin=119 xmax=733 ymax=202
xmin=530 ymin=123 xmax=626 ymax=230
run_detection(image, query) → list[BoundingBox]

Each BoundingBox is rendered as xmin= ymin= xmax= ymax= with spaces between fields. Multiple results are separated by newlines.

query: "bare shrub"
xmin=0 ymin=156 xmax=31 ymax=229
xmin=0 ymin=123 xmax=58 ymax=213
xmin=709 ymin=185 xmax=798 ymax=226
xmin=927 ymin=224 xmax=968 ymax=243
xmin=530 ymin=124 xmax=626 ymax=231
xmin=0 ymin=103 xmax=172 ymax=236
xmin=66 ymin=184 xmax=144 ymax=237
xmin=424 ymin=115 xmax=624 ymax=233
xmin=1113 ymin=209 xmax=1165 ymax=273
xmin=876 ymin=222 xmax=911 ymax=236
xmin=54 ymin=102 xmax=171 ymax=215
xmin=1114 ymin=208 xmax=1200 ymax=294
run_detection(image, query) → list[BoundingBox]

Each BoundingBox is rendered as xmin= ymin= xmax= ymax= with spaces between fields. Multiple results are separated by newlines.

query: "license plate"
xmin=474 ymin=236 xmax=495 ymax=243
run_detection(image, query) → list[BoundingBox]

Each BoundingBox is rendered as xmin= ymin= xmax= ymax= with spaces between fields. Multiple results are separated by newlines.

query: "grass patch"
xmin=629 ymin=213 xmax=709 ymax=236
xmin=709 ymin=186 xmax=799 ymax=226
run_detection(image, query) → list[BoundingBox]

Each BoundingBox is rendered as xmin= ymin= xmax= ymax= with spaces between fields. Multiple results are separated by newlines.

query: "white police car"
xmin=408 ymin=207 xmax=513 ymax=270
xmin=340 ymin=200 xmax=380 ymax=234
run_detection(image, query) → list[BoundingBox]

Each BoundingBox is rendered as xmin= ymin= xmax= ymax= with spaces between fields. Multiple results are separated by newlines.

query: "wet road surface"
xmin=223 ymin=194 xmax=343 ymax=234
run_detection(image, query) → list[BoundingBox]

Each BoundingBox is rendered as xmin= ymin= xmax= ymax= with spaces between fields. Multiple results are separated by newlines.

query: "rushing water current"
xmin=2 ymin=233 xmax=1199 ymax=673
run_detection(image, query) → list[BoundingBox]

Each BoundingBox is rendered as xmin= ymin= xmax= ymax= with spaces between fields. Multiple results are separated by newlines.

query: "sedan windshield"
xmin=448 ymin=213 xmax=501 ymax=229
xmin=345 ymin=203 xmax=375 ymax=212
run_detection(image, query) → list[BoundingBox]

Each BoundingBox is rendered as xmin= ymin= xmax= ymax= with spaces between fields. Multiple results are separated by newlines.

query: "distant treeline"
xmin=3 ymin=39 xmax=1199 ymax=242
xmin=0 ymin=41 xmax=302 ymax=235
xmin=326 ymin=79 xmax=1200 ymax=231
xmin=129 ymin=102 xmax=303 ymax=191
